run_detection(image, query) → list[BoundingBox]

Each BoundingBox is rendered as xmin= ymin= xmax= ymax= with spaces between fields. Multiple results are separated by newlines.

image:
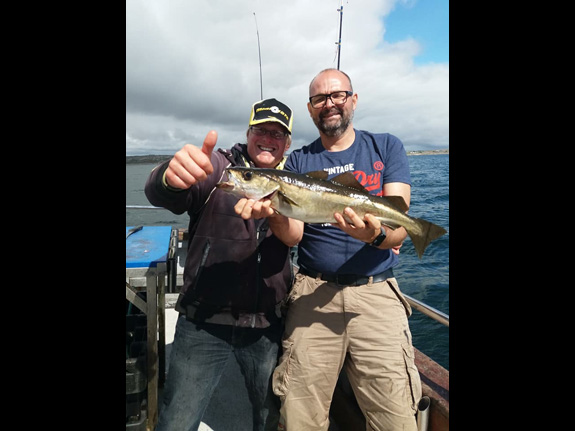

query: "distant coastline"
xmin=126 ymin=154 xmax=173 ymax=164
xmin=406 ymin=149 xmax=449 ymax=156
xmin=126 ymin=148 xmax=448 ymax=164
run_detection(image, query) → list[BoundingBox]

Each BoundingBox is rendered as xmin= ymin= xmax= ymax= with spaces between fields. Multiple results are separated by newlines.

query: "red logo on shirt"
xmin=354 ymin=171 xmax=382 ymax=193
xmin=351 ymin=161 xmax=384 ymax=195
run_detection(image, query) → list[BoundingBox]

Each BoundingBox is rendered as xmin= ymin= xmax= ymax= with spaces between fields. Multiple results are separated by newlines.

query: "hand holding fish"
xmin=333 ymin=207 xmax=382 ymax=243
xmin=234 ymin=197 xmax=304 ymax=248
xmin=164 ymin=131 xmax=218 ymax=189
xmin=333 ymin=209 xmax=404 ymax=254
xmin=234 ymin=198 xmax=276 ymax=220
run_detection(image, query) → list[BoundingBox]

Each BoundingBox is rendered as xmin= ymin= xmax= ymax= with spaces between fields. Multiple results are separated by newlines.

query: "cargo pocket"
xmin=272 ymin=340 xmax=294 ymax=403
xmin=386 ymin=279 xmax=412 ymax=318
xmin=402 ymin=343 xmax=422 ymax=413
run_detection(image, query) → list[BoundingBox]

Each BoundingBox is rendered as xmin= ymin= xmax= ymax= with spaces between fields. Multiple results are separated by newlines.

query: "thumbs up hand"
xmin=164 ymin=131 xmax=218 ymax=190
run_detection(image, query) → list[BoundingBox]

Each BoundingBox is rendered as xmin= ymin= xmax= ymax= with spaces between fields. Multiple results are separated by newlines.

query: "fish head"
xmin=216 ymin=167 xmax=281 ymax=200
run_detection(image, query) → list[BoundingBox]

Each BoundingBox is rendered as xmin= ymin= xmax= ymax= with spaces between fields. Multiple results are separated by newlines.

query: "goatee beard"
xmin=315 ymin=108 xmax=353 ymax=137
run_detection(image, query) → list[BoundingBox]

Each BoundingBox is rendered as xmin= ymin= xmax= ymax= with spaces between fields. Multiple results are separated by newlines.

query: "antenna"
xmin=336 ymin=1 xmax=343 ymax=70
xmin=253 ymin=12 xmax=263 ymax=100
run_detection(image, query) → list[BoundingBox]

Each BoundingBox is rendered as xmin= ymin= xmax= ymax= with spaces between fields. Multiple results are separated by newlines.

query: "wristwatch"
xmin=369 ymin=226 xmax=387 ymax=247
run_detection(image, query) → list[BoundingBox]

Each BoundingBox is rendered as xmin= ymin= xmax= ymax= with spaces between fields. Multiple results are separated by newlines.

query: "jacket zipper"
xmin=252 ymin=228 xmax=265 ymax=328
xmin=190 ymin=240 xmax=210 ymax=293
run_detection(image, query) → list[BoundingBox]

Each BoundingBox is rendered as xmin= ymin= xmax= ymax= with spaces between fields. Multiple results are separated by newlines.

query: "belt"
xmin=298 ymin=267 xmax=394 ymax=286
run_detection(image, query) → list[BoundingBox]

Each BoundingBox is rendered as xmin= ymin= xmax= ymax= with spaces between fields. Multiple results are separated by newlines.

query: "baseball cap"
xmin=248 ymin=98 xmax=293 ymax=134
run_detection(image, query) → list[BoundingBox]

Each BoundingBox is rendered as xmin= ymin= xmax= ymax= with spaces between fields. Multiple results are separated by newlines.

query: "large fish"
xmin=216 ymin=167 xmax=447 ymax=258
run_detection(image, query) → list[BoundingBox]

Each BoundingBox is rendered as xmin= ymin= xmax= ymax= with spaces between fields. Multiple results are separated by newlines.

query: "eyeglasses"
xmin=249 ymin=126 xmax=288 ymax=140
xmin=309 ymin=91 xmax=353 ymax=109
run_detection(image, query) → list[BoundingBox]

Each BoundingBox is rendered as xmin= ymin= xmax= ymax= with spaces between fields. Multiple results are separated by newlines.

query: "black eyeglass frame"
xmin=308 ymin=91 xmax=354 ymax=108
xmin=249 ymin=126 xmax=289 ymax=140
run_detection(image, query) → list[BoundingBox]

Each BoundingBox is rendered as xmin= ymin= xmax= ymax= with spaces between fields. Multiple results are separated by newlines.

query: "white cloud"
xmin=126 ymin=0 xmax=448 ymax=155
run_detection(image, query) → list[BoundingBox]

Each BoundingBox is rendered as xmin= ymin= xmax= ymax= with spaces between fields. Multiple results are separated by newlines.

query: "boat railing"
xmin=403 ymin=294 xmax=449 ymax=327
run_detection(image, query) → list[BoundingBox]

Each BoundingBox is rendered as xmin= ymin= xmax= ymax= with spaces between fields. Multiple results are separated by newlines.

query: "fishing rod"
xmin=336 ymin=1 xmax=343 ymax=70
xmin=253 ymin=12 xmax=263 ymax=100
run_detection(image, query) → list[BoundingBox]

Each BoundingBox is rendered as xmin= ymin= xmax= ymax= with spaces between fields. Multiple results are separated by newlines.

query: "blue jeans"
xmin=156 ymin=315 xmax=282 ymax=431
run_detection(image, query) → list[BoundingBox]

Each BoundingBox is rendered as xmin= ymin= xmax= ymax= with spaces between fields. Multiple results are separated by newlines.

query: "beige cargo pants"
xmin=273 ymin=272 xmax=422 ymax=431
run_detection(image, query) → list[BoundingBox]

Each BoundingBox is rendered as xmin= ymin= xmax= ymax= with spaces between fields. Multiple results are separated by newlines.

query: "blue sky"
xmin=384 ymin=0 xmax=449 ymax=64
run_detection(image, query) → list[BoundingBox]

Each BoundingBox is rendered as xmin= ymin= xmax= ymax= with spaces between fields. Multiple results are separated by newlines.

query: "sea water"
xmin=126 ymin=154 xmax=449 ymax=370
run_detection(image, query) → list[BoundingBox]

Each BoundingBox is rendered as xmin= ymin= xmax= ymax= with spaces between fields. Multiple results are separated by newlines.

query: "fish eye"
xmin=243 ymin=171 xmax=253 ymax=180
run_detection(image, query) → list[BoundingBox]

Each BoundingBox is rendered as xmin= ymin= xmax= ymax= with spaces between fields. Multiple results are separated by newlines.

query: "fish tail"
xmin=407 ymin=218 xmax=447 ymax=259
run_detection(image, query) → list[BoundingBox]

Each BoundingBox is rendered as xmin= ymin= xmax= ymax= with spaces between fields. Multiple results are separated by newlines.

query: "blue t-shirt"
xmin=285 ymin=129 xmax=411 ymax=276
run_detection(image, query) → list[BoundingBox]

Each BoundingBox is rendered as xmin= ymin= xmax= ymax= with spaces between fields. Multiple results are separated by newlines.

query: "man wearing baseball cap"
xmin=146 ymin=98 xmax=294 ymax=431
xmin=249 ymin=98 xmax=293 ymax=132
xmin=246 ymin=98 xmax=293 ymax=169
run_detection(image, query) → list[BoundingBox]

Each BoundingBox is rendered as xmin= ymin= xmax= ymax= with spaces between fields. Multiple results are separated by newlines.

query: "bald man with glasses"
xmin=234 ymin=69 xmax=423 ymax=431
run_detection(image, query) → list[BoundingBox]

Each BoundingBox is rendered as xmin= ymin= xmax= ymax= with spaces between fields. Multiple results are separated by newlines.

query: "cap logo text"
xmin=256 ymin=106 xmax=289 ymax=121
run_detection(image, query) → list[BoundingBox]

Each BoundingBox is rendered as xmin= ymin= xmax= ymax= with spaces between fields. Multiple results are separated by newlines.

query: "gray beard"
xmin=314 ymin=108 xmax=354 ymax=137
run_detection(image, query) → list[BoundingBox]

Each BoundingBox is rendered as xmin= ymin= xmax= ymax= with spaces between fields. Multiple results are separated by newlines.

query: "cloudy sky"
xmin=126 ymin=0 xmax=449 ymax=156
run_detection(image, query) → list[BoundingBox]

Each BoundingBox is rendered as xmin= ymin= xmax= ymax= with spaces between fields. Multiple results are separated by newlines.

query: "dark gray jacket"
xmin=144 ymin=144 xmax=292 ymax=328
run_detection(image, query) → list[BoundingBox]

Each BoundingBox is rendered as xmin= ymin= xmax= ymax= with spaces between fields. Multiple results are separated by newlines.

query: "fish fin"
xmin=314 ymin=171 xmax=410 ymax=214
xmin=327 ymin=173 xmax=411 ymax=214
xmin=277 ymin=191 xmax=300 ymax=208
xmin=406 ymin=218 xmax=447 ymax=259
xmin=305 ymin=171 xmax=371 ymax=195
xmin=382 ymin=195 xmax=409 ymax=213
xmin=305 ymin=170 xmax=329 ymax=180
xmin=379 ymin=221 xmax=401 ymax=230
xmin=330 ymin=172 xmax=368 ymax=193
